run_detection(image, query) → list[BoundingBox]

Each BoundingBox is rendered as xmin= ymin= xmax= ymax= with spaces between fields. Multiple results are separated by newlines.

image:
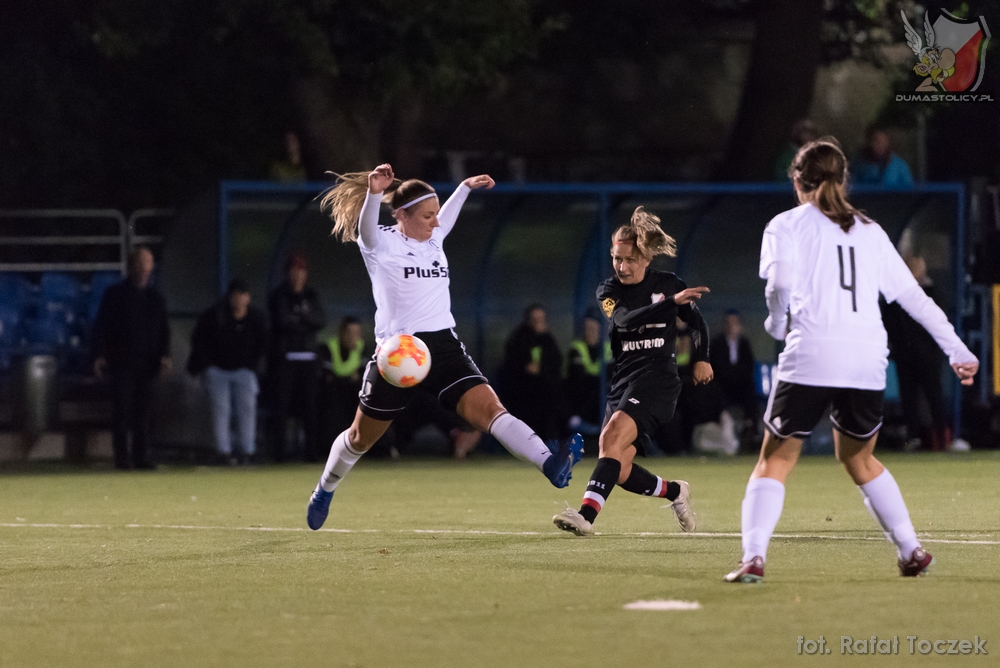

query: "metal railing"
xmin=0 ymin=209 xmax=129 ymax=274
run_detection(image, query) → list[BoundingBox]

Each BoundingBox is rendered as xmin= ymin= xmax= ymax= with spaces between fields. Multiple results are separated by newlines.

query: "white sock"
xmin=741 ymin=477 xmax=786 ymax=563
xmin=488 ymin=412 xmax=551 ymax=470
xmin=319 ymin=431 xmax=365 ymax=493
xmin=859 ymin=468 xmax=920 ymax=559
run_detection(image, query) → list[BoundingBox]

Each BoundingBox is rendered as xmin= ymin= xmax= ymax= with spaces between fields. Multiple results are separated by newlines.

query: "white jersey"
xmin=760 ymin=202 xmax=974 ymax=390
xmin=357 ymin=184 xmax=470 ymax=345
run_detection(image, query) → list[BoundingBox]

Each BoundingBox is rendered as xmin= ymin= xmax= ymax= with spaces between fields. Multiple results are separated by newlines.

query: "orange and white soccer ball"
xmin=376 ymin=334 xmax=432 ymax=388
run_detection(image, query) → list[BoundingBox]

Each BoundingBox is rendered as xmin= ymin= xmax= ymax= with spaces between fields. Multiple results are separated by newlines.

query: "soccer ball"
xmin=376 ymin=334 xmax=432 ymax=388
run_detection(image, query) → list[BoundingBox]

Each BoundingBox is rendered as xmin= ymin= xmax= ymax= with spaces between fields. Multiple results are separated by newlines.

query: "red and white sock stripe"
xmin=652 ymin=477 xmax=669 ymax=498
xmin=581 ymin=491 xmax=606 ymax=513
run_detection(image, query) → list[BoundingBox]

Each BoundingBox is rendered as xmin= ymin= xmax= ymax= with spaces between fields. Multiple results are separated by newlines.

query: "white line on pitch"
xmin=1 ymin=522 xmax=998 ymax=545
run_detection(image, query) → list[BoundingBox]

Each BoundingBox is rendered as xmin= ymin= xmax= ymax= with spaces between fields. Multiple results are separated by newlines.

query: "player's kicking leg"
xmin=458 ymin=384 xmax=583 ymax=489
xmin=307 ymin=409 xmax=390 ymax=530
xmin=554 ymin=410 xmax=694 ymax=535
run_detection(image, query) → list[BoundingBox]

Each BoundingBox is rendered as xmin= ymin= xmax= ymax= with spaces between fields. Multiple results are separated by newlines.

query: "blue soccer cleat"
xmin=543 ymin=433 xmax=584 ymax=489
xmin=306 ymin=488 xmax=334 ymax=530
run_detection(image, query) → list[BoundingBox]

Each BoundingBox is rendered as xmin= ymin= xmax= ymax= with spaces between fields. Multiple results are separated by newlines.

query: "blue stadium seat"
xmin=25 ymin=313 xmax=69 ymax=352
xmin=40 ymin=272 xmax=81 ymax=304
xmin=88 ymin=271 xmax=121 ymax=321
xmin=0 ymin=303 xmax=20 ymax=345
xmin=0 ymin=273 xmax=34 ymax=309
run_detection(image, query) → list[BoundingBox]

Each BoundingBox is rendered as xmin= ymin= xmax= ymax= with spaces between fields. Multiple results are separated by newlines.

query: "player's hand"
xmin=462 ymin=174 xmax=495 ymax=190
xmin=693 ymin=361 xmax=714 ymax=385
xmin=93 ymin=356 xmax=107 ymax=380
xmin=952 ymin=360 xmax=979 ymax=386
xmin=369 ymin=164 xmax=395 ymax=194
xmin=673 ymin=286 xmax=709 ymax=305
xmin=764 ymin=314 xmax=788 ymax=341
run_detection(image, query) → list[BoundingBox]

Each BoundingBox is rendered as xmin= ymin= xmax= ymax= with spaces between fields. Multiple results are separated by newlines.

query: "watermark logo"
xmin=897 ymin=8 xmax=992 ymax=102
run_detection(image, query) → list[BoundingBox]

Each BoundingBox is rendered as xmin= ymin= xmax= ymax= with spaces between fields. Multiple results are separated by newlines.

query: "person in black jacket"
xmin=92 ymin=247 xmax=170 ymax=470
xmin=499 ymin=304 xmax=568 ymax=442
xmin=710 ymin=309 xmax=758 ymax=441
xmin=188 ymin=278 xmax=268 ymax=464
xmin=882 ymin=256 xmax=950 ymax=451
xmin=553 ymin=207 xmax=712 ymax=537
xmin=267 ymin=253 xmax=326 ymax=461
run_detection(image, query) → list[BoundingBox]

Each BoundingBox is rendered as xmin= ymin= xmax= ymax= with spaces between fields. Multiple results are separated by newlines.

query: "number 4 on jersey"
xmin=838 ymin=245 xmax=857 ymax=312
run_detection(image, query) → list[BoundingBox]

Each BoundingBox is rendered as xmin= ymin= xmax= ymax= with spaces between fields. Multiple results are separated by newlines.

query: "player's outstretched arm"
xmin=894 ymin=284 xmax=978 ymax=385
xmin=439 ymin=174 xmax=494 ymax=237
xmin=358 ymin=164 xmax=394 ymax=249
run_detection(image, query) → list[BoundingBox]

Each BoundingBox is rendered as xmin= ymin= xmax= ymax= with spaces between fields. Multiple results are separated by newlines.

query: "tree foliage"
xmin=0 ymin=0 xmax=559 ymax=206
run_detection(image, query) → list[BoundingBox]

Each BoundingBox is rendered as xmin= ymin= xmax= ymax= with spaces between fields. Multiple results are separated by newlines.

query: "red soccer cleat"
xmin=724 ymin=556 xmax=764 ymax=583
xmin=898 ymin=547 xmax=934 ymax=577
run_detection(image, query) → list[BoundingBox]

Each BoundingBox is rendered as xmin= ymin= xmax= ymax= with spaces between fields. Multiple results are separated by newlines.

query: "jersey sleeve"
xmin=876 ymin=228 xmax=919 ymax=303
xmin=759 ymin=216 xmax=782 ymax=280
xmin=684 ymin=303 xmax=711 ymax=363
xmin=894 ymin=285 xmax=976 ymax=365
xmin=357 ymin=191 xmax=384 ymax=251
xmin=760 ymin=216 xmax=792 ymax=339
xmin=437 ymin=183 xmax=471 ymax=238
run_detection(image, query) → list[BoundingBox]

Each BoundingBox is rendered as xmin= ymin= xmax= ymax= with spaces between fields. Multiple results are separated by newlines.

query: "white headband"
xmin=399 ymin=192 xmax=438 ymax=209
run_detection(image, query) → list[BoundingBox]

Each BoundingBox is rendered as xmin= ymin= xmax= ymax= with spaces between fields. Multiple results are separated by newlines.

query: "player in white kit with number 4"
xmin=305 ymin=164 xmax=583 ymax=530
xmin=725 ymin=138 xmax=979 ymax=583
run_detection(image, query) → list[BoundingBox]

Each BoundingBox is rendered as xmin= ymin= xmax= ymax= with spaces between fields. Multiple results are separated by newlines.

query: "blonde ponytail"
xmin=612 ymin=206 xmax=677 ymax=259
xmin=320 ymin=172 xmax=437 ymax=242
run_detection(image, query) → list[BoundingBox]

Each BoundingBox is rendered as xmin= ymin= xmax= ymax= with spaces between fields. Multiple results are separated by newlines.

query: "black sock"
xmin=617 ymin=465 xmax=680 ymax=500
xmin=579 ymin=457 xmax=621 ymax=523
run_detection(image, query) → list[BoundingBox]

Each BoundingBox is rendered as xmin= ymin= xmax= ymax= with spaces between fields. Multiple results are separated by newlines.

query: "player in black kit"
xmin=554 ymin=207 xmax=713 ymax=536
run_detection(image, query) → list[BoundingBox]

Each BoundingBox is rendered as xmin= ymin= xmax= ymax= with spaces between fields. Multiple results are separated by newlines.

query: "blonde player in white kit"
xmin=305 ymin=164 xmax=583 ymax=529
xmin=725 ymin=139 xmax=978 ymax=583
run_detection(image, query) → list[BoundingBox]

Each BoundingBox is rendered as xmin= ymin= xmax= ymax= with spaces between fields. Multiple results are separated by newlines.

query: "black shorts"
xmin=763 ymin=381 xmax=884 ymax=440
xmin=604 ymin=372 xmax=683 ymax=452
xmin=358 ymin=328 xmax=488 ymax=421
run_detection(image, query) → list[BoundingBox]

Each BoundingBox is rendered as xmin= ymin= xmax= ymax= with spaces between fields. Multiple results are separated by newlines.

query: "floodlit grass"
xmin=2 ymin=452 xmax=999 ymax=668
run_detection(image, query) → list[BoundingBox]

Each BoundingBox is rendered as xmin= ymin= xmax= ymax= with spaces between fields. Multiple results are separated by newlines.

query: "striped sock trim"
xmin=653 ymin=477 xmax=669 ymax=498
xmin=582 ymin=491 xmax=606 ymax=512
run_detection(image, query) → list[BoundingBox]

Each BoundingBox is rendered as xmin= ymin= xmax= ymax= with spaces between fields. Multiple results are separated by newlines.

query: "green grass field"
xmin=2 ymin=452 xmax=999 ymax=668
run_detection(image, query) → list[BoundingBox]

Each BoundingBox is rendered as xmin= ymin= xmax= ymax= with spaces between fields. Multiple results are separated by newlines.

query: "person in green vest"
xmin=319 ymin=316 xmax=367 ymax=445
xmin=565 ymin=308 xmax=612 ymax=436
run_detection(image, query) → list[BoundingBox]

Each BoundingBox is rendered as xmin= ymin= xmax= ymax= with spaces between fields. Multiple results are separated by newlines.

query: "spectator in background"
xmin=565 ymin=308 xmax=611 ymax=436
xmin=319 ymin=316 xmax=367 ymax=446
xmin=852 ymin=126 xmax=914 ymax=187
xmin=267 ymin=253 xmax=325 ymax=462
xmin=188 ymin=278 xmax=268 ymax=465
xmin=499 ymin=303 xmax=568 ymax=442
xmin=710 ymin=309 xmax=758 ymax=442
xmin=883 ymin=256 xmax=951 ymax=451
xmin=92 ymin=247 xmax=170 ymax=470
xmin=269 ymin=131 xmax=308 ymax=183
xmin=664 ymin=316 xmax=729 ymax=455
xmin=773 ymin=119 xmax=819 ymax=181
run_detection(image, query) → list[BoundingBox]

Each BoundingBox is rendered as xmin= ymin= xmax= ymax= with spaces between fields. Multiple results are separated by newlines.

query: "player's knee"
xmin=598 ymin=422 xmax=631 ymax=458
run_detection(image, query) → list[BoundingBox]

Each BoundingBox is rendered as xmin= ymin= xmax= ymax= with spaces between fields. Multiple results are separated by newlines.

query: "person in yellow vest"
xmin=565 ymin=308 xmax=612 ymax=436
xmin=319 ymin=316 xmax=367 ymax=445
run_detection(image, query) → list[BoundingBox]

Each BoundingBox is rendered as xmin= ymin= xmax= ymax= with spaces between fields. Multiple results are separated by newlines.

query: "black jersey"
xmin=596 ymin=269 xmax=709 ymax=386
